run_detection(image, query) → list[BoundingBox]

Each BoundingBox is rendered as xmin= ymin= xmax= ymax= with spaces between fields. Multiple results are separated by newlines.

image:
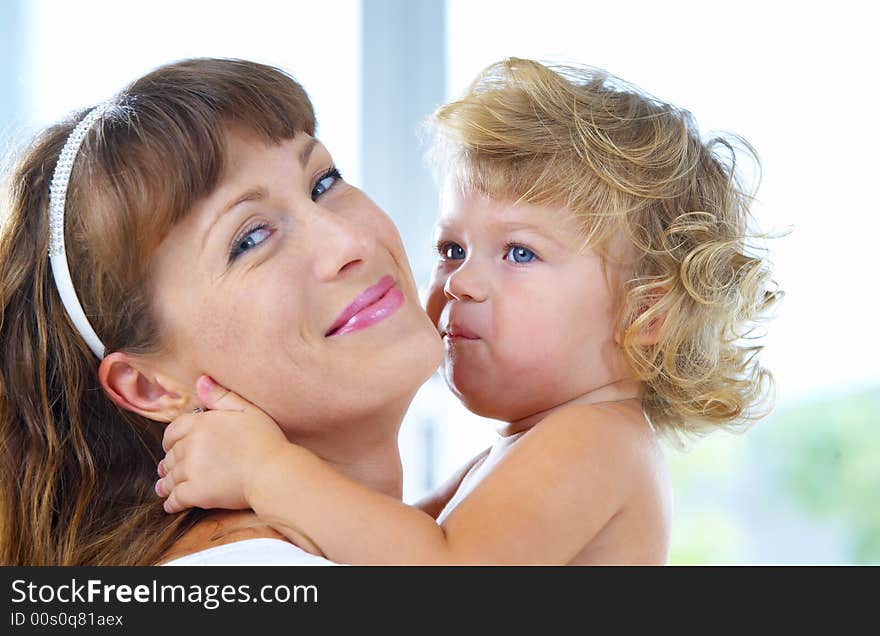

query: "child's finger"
xmin=154 ymin=454 xmax=187 ymax=496
xmin=164 ymin=481 xmax=202 ymax=514
xmin=156 ymin=446 xmax=180 ymax=477
xmin=155 ymin=474 xmax=171 ymax=498
xmin=162 ymin=415 xmax=194 ymax=452
xmin=196 ymin=375 xmax=253 ymax=413
xmin=158 ymin=447 xmax=179 ymax=480
xmin=163 ymin=487 xmax=189 ymax=514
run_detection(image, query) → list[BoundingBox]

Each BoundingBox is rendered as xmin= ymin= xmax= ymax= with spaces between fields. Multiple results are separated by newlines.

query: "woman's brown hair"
xmin=0 ymin=58 xmax=315 ymax=564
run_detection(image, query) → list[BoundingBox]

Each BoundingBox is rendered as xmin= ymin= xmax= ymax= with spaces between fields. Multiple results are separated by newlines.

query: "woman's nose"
xmin=444 ymin=258 xmax=489 ymax=302
xmin=310 ymin=209 xmax=374 ymax=281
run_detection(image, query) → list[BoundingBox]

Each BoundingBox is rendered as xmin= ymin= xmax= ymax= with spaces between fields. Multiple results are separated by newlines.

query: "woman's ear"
xmin=98 ymin=352 xmax=190 ymax=422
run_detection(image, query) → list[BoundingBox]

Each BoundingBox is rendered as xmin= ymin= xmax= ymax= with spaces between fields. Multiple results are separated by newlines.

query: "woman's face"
xmin=147 ymin=127 xmax=442 ymax=433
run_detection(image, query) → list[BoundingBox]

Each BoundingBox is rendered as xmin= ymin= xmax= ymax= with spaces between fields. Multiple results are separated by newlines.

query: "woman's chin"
xmin=392 ymin=318 xmax=444 ymax=395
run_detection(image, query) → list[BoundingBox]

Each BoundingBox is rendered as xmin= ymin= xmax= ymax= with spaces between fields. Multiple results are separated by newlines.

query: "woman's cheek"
xmin=424 ymin=265 xmax=448 ymax=328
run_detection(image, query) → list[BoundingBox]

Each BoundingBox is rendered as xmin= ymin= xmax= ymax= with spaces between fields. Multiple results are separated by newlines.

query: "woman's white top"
xmin=161 ymin=538 xmax=336 ymax=566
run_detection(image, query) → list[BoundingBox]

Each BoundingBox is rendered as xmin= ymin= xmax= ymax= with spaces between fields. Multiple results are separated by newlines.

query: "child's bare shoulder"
xmin=467 ymin=400 xmax=668 ymax=558
xmin=523 ymin=404 xmax=671 ymax=564
xmin=522 ymin=401 xmax=662 ymax=478
xmin=534 ymin=401 xmax=652 ymax=438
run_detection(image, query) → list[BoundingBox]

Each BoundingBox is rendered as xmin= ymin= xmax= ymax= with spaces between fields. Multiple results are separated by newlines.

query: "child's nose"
xmin=444 ymin=259 xmax=488 ymax=302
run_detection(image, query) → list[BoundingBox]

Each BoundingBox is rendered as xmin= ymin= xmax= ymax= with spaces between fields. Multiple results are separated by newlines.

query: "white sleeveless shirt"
xmin=161 ymin=538 xmax=336 ymax=566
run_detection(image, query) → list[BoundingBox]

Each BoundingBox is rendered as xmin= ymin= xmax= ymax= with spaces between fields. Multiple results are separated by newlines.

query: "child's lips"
xmin=442 ymin=323 xmax=480 ymax=340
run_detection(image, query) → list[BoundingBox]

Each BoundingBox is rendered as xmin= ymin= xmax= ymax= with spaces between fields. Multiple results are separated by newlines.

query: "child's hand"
xmin=155 ymin=375 xmax=289 ymax=514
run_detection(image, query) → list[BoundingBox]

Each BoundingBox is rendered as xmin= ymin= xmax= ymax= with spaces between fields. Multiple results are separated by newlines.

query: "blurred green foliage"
xmin=667 ymin=387 xmax=879 ymax=564
xmin=756 ymin=388 xmax=880 ymax=562
xmin=667 ymin=430 xmax=750 ymax=564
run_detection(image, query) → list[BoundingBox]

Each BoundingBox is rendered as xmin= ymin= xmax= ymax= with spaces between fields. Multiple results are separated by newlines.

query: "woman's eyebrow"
xmin=217 ymin=137 xmax=317 ymax=219
xmin=225 ymin=188 xmax=265 ymax=213
xmin=218 ymin=187 xmax=266 ymax=222
xmin=203 ymin=137 xmax=318 ymax=253
xmin=299 ymin=138 xmax=318 ymax=167
xmin=202 ymin=187 xmax=266 ymax=253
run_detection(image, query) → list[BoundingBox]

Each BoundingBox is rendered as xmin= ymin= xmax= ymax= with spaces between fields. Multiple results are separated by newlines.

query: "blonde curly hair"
xmin=429 ymin=57 xmax=781 ymax=438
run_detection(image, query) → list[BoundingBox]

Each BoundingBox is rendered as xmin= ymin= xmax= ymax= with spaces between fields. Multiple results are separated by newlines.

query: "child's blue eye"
xmin=230 ymin=225 xmax=271 ymax=261
xmin=441 ymin=242 xmax=466 ymax=260
xmin=312 ymin=167 xmax=342 ymax=201
xmin=505 ymin=245 xmax=537 ymax=263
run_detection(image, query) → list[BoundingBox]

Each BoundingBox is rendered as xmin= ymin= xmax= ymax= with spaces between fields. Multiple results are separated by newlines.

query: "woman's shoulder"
xmin=161 ymin=537 xmax=336 ymax=566
xmin=157 ymin=511 xmax=336 ymax=566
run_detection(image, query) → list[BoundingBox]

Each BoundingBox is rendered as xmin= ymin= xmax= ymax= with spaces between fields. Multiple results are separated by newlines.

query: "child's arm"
xmin=159 ymin=377 xmax=641 ymax=564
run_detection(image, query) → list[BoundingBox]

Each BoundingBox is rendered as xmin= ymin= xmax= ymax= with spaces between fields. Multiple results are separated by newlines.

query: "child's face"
xmin=426 ymin=187 xmax=632 ymax=423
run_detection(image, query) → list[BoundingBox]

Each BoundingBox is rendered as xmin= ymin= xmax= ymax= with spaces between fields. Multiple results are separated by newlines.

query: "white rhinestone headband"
xmin=48 ymin=102 xmax=114 ymax=360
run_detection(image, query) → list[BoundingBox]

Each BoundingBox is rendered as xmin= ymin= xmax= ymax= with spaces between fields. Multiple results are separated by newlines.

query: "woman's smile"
xmin=325 ymin=275 xmax=405 ymax=337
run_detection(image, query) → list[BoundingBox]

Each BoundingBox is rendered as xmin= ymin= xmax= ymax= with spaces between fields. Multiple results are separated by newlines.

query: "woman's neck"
xmin=283 ymin=398 xmax=410 ymax=500
xmin=157 ymin=396 xmax=411 ymax=564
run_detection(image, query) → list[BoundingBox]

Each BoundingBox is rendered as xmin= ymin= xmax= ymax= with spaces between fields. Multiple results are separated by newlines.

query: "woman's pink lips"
xmin=325 ymin=275 xmax=404 ymax=337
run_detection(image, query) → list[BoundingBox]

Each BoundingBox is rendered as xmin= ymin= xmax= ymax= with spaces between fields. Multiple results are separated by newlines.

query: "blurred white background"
xmin=2 ymin=0 xmax=877 ymax=563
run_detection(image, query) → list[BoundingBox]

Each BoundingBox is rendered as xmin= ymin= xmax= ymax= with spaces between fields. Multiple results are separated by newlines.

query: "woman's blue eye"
xmin=230 ymin=225 xmax=271 ymax=261
xmin=506 ymin=245 xmax=537 ymax=263
xmin=442 ymin=242 xmax=466 ymax=260
xmin=312 ymin=167 xmax=342 ymax=201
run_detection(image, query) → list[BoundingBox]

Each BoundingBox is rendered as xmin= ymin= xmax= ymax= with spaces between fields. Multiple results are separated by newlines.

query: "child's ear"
xmin=615 ymin=289 xmax=668 ymax=348
xmin=98 ymin=352 xmax=190 ymax=423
